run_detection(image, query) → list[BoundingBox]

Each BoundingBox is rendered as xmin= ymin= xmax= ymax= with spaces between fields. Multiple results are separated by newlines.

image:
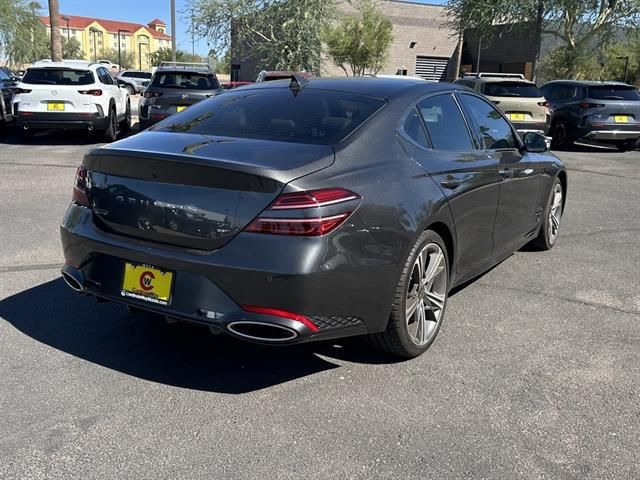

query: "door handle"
xmin=440 ymin=176 xmax=462 ymax=189
xmin=498 ymin=169 xmax=513 ymax=179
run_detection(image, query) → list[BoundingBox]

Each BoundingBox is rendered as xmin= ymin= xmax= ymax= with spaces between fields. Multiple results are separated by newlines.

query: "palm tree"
xmin=48 ymin=0 xmax=62 ymax=61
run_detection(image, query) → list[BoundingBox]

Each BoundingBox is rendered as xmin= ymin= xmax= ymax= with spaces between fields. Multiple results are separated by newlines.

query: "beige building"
xmin=40 ymin=15 xmax=172 ymax=70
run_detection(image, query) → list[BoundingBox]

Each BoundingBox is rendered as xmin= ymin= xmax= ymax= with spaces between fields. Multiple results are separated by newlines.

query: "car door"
xmin=98 ymin=67 xmax=124 ymax=114
xmin=457 ymin=92 xmax=546 ymax=256
xmin=400 ymin=92 xmax=502 ymax=281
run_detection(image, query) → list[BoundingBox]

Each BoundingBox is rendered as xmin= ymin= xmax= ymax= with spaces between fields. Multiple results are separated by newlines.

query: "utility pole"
xmin=171 ymin=0 xmax=177 ymax=63
xmin=532 ymin=0 xmax=544 ymax=83
xmin=475 ymin=34 xmax=482 ymax=73
xmin=48 ymin=0 xmax=62 ymax=62
xmin=452 ymin=27 xmax=464 ymax=79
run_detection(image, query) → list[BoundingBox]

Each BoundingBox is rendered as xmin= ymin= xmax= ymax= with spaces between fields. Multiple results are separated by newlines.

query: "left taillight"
xmin=72 ymin=166 xmax=89 ymax=206
xmin=13 ymin=88 xmax=32 ymax=94
xmin=244 ymin=188 xmax=360 ymax=237
xmin=78 ymin=89 xmax=103 ymax=96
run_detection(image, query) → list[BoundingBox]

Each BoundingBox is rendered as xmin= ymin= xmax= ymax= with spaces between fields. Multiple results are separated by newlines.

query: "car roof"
xmin=460 ymin=77 xmax=535 ymax=85
xmin=542 ymin=80 xmax=632 ymax=87
xmin=30 ymin=60 xmax=96 ymax=70
xmin=230 ymin=76 xmax=464 ymax=99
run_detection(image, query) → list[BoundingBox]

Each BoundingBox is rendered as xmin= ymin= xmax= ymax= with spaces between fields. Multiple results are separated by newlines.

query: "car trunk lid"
xmin=82 ymin=131 xmax=334 ymax=251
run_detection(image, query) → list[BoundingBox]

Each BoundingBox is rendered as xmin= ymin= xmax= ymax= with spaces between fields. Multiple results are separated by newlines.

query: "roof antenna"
xmin=289 ymin=74 xmax=310 ymax=97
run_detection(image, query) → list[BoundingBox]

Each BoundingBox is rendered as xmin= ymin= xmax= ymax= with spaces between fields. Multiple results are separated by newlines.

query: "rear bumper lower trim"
xmin=582 ymin=130 xmax=640 ymax=141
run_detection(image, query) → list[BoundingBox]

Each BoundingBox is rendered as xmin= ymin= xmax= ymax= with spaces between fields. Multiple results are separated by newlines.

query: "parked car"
xmin=0 ymin=67 xmax=16 ymax=130
xmin=116 ymin=69 xmax=152 ymax=94
xmin=221 ymin=81 xmax=253 ymax=89
xmin=255 ymin=70 xmax=314 ymax=82
xmin=138 ymin=62 xmax=221 ymax=130
xmin=455 ymin=73 xmax=550 ymax=136
xmin=60 ymin=77 xmax=566 ymax=358
xmin=541 ymin=80 xmax=640 ymax=151
xmin=13 ymin=60 xmax=131 ymax=141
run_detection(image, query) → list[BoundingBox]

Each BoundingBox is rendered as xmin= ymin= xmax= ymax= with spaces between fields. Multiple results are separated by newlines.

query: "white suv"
xmin=13 ymin=60 xmax=131 ymax=142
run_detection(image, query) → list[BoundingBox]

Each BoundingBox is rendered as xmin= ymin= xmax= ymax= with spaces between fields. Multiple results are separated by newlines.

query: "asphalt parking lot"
xmin=1 ymin=120 xmax=639 ymax=479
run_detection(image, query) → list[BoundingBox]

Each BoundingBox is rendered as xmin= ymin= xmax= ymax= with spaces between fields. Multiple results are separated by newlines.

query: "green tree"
xmin=99 ymin=48 xmax=136 ymax=69
xmin=325 ymin=0 xmax=393 ymax=76
xmin=190 ymin=0 xmax=337 ymax=74
xmin=1 ymin=0 xmax=46 ymax=66
xmin=445 ymin=0 xmax=640 ymax=79
xmin=149 ymin=47 xmax=205 ymax=66
xmin=62 ymin=36 xmax=84 ymax=59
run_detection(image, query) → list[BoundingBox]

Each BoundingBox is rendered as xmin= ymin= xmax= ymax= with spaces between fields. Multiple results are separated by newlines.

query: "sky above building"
xmin=43 ymin=0 xmax=446 ymax=57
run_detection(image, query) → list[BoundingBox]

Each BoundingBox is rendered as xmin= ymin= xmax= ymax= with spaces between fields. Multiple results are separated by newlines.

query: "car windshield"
xmin=22 ymin=68 xmax=94 ymax=85
xmin=153 ymin=88 xmax=386 ymax=145
xmin=0 ymin=69 xmax=9 ymax=81
xmin=151 ymin=72 xmax=219 ymax=90
xmin=588 ymin=85 xmax=640 ymax=101
xmin=484 ymin=82 xmax=543 ymax=98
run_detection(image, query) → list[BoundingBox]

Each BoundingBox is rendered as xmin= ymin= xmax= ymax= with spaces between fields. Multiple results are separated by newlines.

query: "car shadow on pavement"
xmin=0 ymin=278 xmax=400 ymax=393
xmin=0 ymin=125 xmax=140 ymax=146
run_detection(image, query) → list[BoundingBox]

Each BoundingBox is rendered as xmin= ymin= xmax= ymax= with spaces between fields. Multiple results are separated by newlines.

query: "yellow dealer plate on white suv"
xmin=47 ymin=102 xmax=65 ymax=111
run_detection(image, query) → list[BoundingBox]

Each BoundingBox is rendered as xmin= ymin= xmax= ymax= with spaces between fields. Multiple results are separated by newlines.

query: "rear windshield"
xmin=588 ymin=85 xmax=640 ymax=101
xmin=152 ymin=88 xmax=386 ymax=145
xmin=151 ymin=72 xmax=219 ymax=90
xmin=22 ymin=68 xmax=94 ymax=85
xmin=483 ymin=82 xmax=543 ymax=98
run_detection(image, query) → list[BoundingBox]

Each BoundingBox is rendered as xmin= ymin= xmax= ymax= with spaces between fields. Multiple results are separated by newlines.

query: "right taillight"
xmin=245 ymin=188 xmax=360 ymax=236
xmin=78 ymin=89 xmax=102 ymax=96
xmin=143 ymin=91 xmax=163 ymax=98
xmin=72 ymin=166 xmax=89 ymax=206
xmin=13 ymin=88 xmax=32 ymax=94
xmin=580 ymin=102 xmax=605 ymax=109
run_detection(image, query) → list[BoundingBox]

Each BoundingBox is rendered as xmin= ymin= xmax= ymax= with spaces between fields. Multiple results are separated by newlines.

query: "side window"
xmin=417 ymin=94 xmax=474 ymax=151
xmin=98 ymin=68 xmax=114 ymax=85
xmin=122 ymin=72 xmax=133 ymax=78
xmin=401 ymin=108 xmax=429 ymax=148
xmin=459 ymin=94 xmax=517 ymax=150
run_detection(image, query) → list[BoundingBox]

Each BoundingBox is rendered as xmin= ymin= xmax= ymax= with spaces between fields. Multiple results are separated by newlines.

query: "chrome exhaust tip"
xmin=87 ymin=125 xmax=94 ymax=132
xmin=61 ymin=265 xmax=85 ymax=294
xmin=22 ymin=124 xmax=29 ymax=131
xmin=227 ymin=321 xmax=298 ymax=342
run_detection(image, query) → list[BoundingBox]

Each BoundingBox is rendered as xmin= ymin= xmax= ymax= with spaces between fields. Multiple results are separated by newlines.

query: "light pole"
xmin=617 ymin=56 xmax=630 ymax=83
xmin=171 ymin=0 xmax=177 ymax=62
xmin=117 ymin=29 xmax=130 ymax=70
xmin=138 ymin=42 xmax=144 ymax=70
xmin=89 ymin=27 xmax=100 ymax=62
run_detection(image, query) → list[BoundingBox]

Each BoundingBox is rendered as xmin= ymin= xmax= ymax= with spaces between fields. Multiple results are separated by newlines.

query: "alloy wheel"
xmin=548 ymin=182 xmax=563 ymax=244
xmin=405 ymin=243 xmax=447 ymax=346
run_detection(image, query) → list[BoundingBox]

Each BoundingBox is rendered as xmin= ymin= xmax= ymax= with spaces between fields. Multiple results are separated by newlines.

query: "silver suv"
xmin=455 ymin=73 xmax=550 ymax=136
xmin=116 ymin=69 xmax=152 ymax=94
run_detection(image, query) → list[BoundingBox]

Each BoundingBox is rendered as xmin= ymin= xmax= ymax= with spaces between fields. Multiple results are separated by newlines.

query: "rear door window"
xmin=152 ymin=72 xmax=220 ymax=90
xmin=483 ymin=82 xmax=543 ymax=98
xmin=588 ymin=85 xmax=640 ymax=101
xmin=22 ymin=68 xmax=94 ymax=85
xmin=402 ymin=108 xmax=429 ymax=148
xmin=153 ymin=88 xmax=386 ymax=145
xmin=98 ymin=68 xmax=114 ymax=85
xmin=417 ymin=94 xmax=474 ymax=151
xmin=459 ymin=94 xmax=517 ymax=150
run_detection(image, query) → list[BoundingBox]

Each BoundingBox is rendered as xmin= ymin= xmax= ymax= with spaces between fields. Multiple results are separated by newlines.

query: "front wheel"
xmin=551 ymin=119 xmax=573 ymax=150
xmin=530 ymin=177 xmax=564 ymax=250
xmin=103 ymin=107 xmax=117 ymax=142
xmin=369 ymin=230 xmax=449 ymax=358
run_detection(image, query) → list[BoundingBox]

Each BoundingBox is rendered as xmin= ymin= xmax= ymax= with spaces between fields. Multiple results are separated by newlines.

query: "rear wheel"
xmin=369 ymin=230 xmax=449 ymax=358
xmin=530 ymin=177 xmax=563 ymax=250
xmin=103 ymin=107 xmax=117 ymax=142
xmin=616 ymin=139 xmax=638 ymax=152
xmin=125 ymin=84 xmax=135 ymax=95
xmin=120 ymin=101 xmax=131 ymax=132
xmin=551 ymin=119 xmax=573 ymax=150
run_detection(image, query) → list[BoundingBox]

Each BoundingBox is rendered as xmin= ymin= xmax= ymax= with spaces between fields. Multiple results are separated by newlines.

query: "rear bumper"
xmin=580 ymin=129 xmax=640 ymax=141
xmin=60 ymin=204 xmax=395 ymax=344
xmin=16 ymin=112 xmax=109 ymax=130
xmin=511 ymin=121 xmax=549 ymax=135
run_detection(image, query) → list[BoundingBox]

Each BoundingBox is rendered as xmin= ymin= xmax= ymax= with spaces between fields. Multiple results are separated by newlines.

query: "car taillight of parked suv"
xmin=541 ymin=80 xmax=640 ymax=151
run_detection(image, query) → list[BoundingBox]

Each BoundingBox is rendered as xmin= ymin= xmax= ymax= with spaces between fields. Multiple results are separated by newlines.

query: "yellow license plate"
xmin=509 ymin=113 xmax=526 ymax=121
xmin=176 ymin=105 xmax=187 ymax=112
xmin=121 ymin=263 xmax=174 ymax=306
xmin=47 ymin=102 xmax=65 ymax=111
xmin=614 ymin=115 xmax=630 ymax=123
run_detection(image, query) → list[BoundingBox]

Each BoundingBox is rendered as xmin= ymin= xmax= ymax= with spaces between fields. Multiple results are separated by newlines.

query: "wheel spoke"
xmin=424 ymin=250 xmax=445 ymax=284
xmin=551 ymin=213 xmax=559 ymax=230
xmin=406 ymin=294 xmax=419 ymax=319
xmin=424 ymin=290 xmax=445 ymax=313
xmin=415 ymin=301 xmax=426 ymax=344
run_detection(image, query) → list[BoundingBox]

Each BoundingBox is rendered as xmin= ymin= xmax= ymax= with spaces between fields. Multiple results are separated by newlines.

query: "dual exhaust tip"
xmin=60 ymin=266 xmax=300 ymax=342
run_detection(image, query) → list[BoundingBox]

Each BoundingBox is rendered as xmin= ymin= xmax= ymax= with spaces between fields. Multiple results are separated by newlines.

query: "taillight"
xmin=72 ymin=166 xmax=89 ymax=206
xmin=538 ymin=101 xmax=549 ymax=107
xmin=78 ymin=89 xmax=102 ymax=96
xmin=492 ymin=100 xmax=501 ymax=105
xmin=580 ymin=102 xmax=605 ymax=109
xmin=143 ymin=91 xmax=163 ymax=98
xmin=13 ymin=88 xmax=32 ymax=94
xmin=241 ymin=305 xmax=319 ymax=332
xmin=245 ymin=188 xmax=360 ymax=236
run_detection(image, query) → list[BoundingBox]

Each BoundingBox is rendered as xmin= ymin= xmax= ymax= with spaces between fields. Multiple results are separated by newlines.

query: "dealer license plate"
xmin=176 ymin=105 xmax=187 ymax=112
xmin=121 ymin=263 xmax=174 ymax=306
xmin=614 ymin=115 xmax=629 ymax=123
xmin=47 ymin=102 xmax=65 ymax=111
xmin=509 ymin=113 xmax=526 ymax=121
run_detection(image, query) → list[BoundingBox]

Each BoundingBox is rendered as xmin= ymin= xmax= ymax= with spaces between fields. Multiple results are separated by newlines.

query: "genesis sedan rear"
xmin=60 ymin=77 xmax=567 ymax=358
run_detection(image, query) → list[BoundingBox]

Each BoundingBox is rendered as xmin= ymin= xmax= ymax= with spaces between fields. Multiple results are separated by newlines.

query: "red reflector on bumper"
xmin=241 ymin=305 xmax=319 ymax=332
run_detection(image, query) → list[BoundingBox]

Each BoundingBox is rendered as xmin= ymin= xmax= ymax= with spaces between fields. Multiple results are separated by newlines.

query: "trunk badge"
xmin=181 ymin=94 xmax=188 ymax=100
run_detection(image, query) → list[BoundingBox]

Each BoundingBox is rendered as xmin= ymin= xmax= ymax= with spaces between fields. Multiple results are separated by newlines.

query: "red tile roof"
xmin=147 ymin=19 xmax=167 ymax=26
xmin=40 ymin=14 xmax=171 ymax=40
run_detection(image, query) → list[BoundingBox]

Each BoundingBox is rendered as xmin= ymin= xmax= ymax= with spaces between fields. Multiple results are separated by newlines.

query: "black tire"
xmin=551 ymin=119 xmax=573 ymax=150
xmin=616 ymin=139 xmax=638 ymax=152
xmin=19 ymin=127 xmax=33 ymax=142
xmin=103 ymin=107 xmax=117 ymax=142
xmin=120 ymin=101 xmax=132 ymax=132
xmin=368 ymin=230 xmax=450 ymax=358
xmin=530 ymin=177 xmax=564 ymax=251
xmin=125 ymin=84 xmax=135 ymax=95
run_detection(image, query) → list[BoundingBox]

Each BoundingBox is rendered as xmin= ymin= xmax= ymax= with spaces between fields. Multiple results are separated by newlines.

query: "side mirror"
xmin=141 ymin=81 xmax=150 ymax=87
xmin=522 ymin=132 xmax=550 ymax=153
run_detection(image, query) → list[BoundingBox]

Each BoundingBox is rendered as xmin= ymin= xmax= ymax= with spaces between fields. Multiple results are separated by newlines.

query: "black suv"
xmin=0 ymin=67 xmax=17 ymax=130
xmin=541 ymin=80 xmax=640 ymax=151
xmin=139 ymin=62 xmax=220 ymax=130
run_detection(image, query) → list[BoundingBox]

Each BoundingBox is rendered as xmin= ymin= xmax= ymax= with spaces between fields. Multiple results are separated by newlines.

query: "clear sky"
xmin=43 ymin=0 xmax=447 ymax=56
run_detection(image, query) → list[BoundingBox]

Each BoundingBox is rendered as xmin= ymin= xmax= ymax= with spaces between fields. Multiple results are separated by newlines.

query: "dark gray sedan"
xmin=60 ymin=77 xmax=566 ymax=358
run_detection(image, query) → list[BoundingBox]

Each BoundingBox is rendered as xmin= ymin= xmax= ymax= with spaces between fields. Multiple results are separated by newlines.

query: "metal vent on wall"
xmin=415 ymin=56 xmax=449 ymax=82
